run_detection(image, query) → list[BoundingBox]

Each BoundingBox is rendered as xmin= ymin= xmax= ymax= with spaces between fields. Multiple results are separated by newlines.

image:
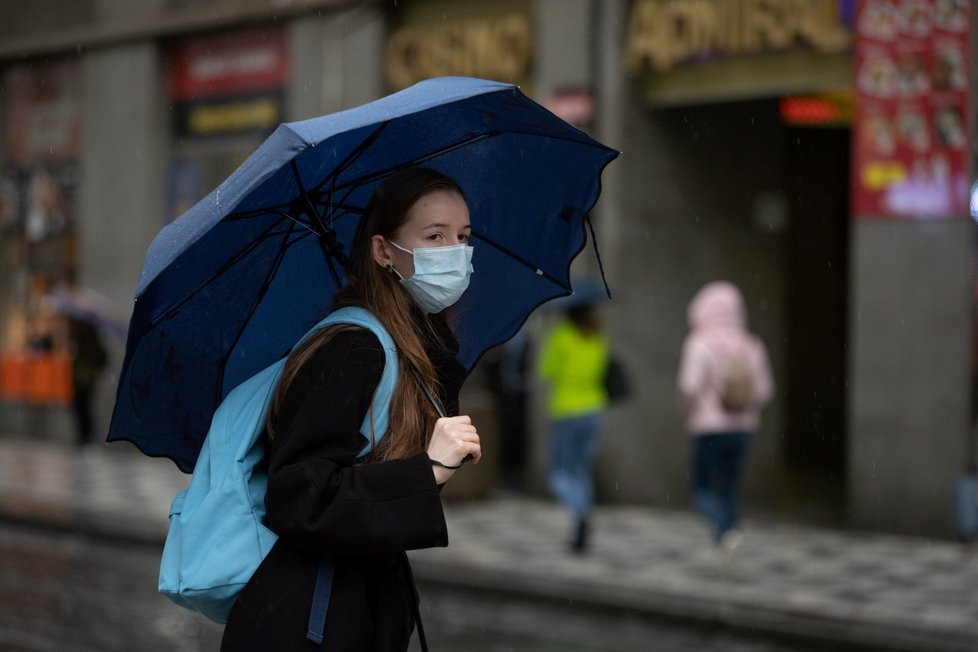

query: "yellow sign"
xmin=861 ymin=162 xmax=906 ymax=191
xmin=387 ymin=14 xmax=532 ymax=89
xmin=188 ymin=98 xmax=280 ymax=135
xmin=626 ymin=0 xmax=852 ymax=72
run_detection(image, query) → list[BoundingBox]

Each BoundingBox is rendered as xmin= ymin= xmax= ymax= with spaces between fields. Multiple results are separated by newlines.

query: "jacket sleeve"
xmin=264 ymin=328 xmax=448 ymax=555
xmin=677 ymin=336 xmax=708 ymax=399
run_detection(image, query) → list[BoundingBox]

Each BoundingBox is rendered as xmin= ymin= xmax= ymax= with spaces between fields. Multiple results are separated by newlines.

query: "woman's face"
xmin=372 ymin=189 xmax=471 ymax=278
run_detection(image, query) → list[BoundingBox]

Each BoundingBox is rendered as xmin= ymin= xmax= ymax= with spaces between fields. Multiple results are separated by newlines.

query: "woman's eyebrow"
xmin=422 ymin=222 xmax=472 ymax=230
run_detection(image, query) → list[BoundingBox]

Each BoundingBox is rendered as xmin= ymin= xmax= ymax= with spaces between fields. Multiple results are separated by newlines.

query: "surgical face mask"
xmin=388 ymin=240 xmax=474 ymax=313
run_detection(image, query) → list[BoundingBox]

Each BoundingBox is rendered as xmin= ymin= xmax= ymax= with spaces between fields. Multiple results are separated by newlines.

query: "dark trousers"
xmin=691 ymin=432 xmax=751 ymax=540
xmin=72 ymin=385 xmax=94 ymax=445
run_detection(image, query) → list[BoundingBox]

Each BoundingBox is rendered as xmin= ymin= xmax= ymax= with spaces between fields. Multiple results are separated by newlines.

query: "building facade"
xmin=0 ymin=0 xmax=972 ymax=537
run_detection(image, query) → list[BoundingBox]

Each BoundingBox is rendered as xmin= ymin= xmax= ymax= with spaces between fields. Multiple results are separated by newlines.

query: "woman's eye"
xmin=459 ymin=234 xmax=470 ymax=243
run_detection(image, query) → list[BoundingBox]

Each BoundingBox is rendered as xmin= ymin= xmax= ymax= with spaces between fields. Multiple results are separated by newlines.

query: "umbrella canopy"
xmin=542 ymin=277 xmax=611 ymax=312
xmin=44 ymin=285 xmax=128 ymax=341
xmin=109 ymin=76 xmax=618 ymax=472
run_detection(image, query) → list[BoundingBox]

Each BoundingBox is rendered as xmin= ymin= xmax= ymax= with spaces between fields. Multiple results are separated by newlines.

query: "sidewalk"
xmin=0 ymin=436 xmax=976 ymax=651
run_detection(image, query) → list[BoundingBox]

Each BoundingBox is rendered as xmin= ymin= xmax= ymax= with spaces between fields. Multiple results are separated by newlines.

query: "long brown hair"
xmin=267 ymin=167 xmax=466 ymax=462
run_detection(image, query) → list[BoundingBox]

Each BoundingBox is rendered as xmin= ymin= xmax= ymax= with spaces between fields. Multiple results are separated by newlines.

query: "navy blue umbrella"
xmin=108 ymin=77 xmax=618 ymax=472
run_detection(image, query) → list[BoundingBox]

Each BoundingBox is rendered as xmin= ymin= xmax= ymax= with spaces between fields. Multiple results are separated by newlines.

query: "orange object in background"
xmin=0 ymin=353 xmax=73 ymax=406
xmin=0 ymin=356 xmax=29 ymax=401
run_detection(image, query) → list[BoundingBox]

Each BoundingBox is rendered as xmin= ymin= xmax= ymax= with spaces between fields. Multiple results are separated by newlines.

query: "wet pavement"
xmin=0 ymin=436 xmax=976 ymax=651
xmin=0 ymin=523 xmax=222 ymax=652
xmin=0 ymin=522 xmax=816 ymax=652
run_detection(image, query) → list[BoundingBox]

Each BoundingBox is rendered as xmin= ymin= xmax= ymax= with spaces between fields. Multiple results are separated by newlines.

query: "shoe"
xmin=570 ymin=518 xmax=589 ymax=554
xmin=717 ymin=528 xmax=743 ymax=567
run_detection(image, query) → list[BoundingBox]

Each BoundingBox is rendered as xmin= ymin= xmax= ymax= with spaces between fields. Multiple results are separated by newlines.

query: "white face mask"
xmin=389 ymin=240 xmax=474 ymax=313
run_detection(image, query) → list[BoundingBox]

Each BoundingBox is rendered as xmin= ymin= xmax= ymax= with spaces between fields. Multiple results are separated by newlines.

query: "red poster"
xmin=852 ymin=0 xmax=971 ymax=219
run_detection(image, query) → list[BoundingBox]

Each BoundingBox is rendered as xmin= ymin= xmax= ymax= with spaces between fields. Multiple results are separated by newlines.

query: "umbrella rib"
xmin=309 ymin=202 xmax=364 ymax=216
xmin=327 ymin=132 xmax=499 ymax=197
xmin=271 ymin=209 xmax=321 ymax=235
xmin=143 ymin=222 xmax=293 ymax=331
xmin=290 ymin=160 xmax=327 ymax=234
xmin=490 ymin=129 xmax=619 ymax=154
xmin=224 ymin=205 xmax=291 ymax=221
xmin=309 ymin=122 xmax=391 ymax=197
xmin=470 ymin=230 xmax=569 ymax=291
xmin=215 ymin=220 xmax=299 ymax=398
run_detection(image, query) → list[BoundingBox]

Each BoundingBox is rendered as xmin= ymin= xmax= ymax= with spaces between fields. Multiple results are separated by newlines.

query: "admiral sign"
xmin=626 ymin=0 xmax=853 ymax=72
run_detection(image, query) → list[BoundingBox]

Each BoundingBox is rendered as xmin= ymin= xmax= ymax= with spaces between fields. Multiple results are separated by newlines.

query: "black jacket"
xmin=221 ymin=322 xmax=464 ymax=651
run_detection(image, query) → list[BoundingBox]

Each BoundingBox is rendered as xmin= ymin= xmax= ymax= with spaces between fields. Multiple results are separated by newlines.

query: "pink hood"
xmin=678 ymin=281 xmax=774 ymax=434
xmin=688 ymin=281 xmax=747 ymax=331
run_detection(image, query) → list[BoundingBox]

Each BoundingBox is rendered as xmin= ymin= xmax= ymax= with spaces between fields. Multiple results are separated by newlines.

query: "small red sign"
xmin=170 ymin=28 xmax=289 ymax=100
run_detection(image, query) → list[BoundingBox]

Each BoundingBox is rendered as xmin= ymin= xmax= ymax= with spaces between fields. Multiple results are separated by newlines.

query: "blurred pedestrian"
xmin=66 ymin=314 xmax=107 ymax=446
xmin=484 ymin=327 xmax=530 ymax=491
xmin=26 ymin=313 xmax=55 ymax=355
xmin=678 ymin=281 xmax=773 ymax=560
xmin=537 ymin=301 xmax=608 ymax=553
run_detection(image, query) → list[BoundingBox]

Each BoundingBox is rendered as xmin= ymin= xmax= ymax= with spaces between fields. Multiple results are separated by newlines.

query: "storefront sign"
xmin=2 ymin=60 xmax=83 ymax=164
xmin=387 ymin=14 xmax=532 ymax=89
xmin=852 ymin=0 xmax=971 ymax=219
xmin=169 ymin=28 xmax=288 ymax=138
xmin=170 ymin=28 xmax=289 ymax=99
xmin=173 ymin=93 xmax=284 ymax=138
xmin=626 ymin=0 xmax=853 ymax=72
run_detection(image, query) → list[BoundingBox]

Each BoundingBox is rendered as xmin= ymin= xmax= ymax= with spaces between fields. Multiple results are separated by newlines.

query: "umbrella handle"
xmin=409 ymin=365 xmax=474 ymax=467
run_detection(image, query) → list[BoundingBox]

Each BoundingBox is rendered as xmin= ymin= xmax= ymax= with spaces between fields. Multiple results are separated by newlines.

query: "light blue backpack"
xmin=158 ymin=307 xmax=398 ymax=636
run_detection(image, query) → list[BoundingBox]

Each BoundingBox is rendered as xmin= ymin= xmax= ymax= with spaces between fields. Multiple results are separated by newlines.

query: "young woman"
xmin=221 ymin=167 xmax=481 ymax=651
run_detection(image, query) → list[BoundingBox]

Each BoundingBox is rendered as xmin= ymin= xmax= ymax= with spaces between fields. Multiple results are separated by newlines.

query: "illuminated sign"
xmin=779 ymin=92 xmax=853 ymax=125
xmin=626 ymin=0 xmax=852 ymax=72
xmin=387 ymin=14 xmax=532 ymax=89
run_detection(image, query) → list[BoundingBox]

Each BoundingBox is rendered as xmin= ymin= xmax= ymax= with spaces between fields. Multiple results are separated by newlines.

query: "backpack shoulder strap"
xmin=314 ymin=307 xmax=398 ymax=457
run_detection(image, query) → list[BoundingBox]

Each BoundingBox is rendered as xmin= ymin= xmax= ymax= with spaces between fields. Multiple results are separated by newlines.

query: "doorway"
xmin=783 ymin=127 xmax=850 ymax=484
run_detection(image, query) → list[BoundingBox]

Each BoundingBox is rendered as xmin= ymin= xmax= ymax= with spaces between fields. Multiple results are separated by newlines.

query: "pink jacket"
xmin=677 ymin=281 xmax=774 ymax=435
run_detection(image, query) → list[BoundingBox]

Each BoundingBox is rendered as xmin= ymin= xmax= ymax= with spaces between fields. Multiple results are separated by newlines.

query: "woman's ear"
xmin=371 ymin=234 xmax=392 ymax=269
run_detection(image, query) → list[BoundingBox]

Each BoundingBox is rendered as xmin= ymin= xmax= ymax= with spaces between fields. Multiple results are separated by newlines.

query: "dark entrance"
xmin=783 ymin=126 xmax=850 ymax=485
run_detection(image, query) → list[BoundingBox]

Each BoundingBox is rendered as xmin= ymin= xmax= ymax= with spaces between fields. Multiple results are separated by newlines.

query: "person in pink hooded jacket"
xmin=678 ymin=281 xmax=774 ymax=554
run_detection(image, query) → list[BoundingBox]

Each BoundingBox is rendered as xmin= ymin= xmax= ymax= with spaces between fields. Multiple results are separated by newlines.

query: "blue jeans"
xmin=691 ymin=432 xmax=751 ymax=540
xmin=548 ymin=412 xmax=604 ymax=520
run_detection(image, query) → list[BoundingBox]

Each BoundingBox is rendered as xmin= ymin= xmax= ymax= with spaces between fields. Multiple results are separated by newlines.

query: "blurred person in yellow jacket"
xmin=537 ymin=301 xmax=608 ymax=553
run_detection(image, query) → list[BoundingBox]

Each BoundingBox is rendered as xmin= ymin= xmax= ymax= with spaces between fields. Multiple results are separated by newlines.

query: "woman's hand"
xmin=427 ymin=415 xmax=480 ymax=484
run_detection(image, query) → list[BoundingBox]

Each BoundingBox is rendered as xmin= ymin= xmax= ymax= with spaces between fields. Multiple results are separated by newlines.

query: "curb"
xmin=0 ymin=496 xmax=166 ymax=547
xmin=409 ymin=557 xmax=978 ymax=652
